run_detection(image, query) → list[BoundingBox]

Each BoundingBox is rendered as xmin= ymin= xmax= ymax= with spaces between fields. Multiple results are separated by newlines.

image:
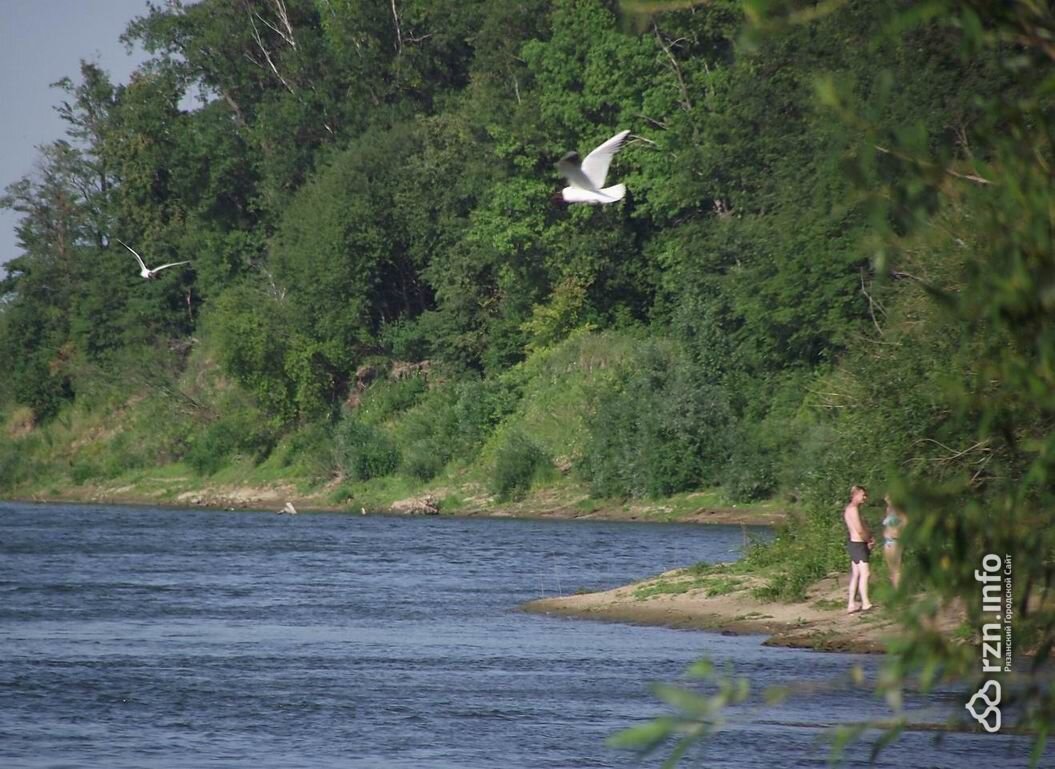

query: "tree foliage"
xmin=1 ymin=0 xmax=1051 ymax=751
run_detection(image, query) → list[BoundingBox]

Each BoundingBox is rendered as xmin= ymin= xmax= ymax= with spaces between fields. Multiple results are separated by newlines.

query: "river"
xmin=0 ymin=502 xmax=1042 ymax=767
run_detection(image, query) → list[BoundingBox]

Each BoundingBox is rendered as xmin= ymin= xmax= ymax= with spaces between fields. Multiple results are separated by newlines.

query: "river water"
xmin=0 ymin=502 xmax=1042 ymax=768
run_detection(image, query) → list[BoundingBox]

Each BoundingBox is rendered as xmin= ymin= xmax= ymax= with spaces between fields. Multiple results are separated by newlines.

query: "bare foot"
xmin=860 ymin=603 xmax=874 ymax=612
xmin=847 ymin=604 xmax=861 ymax=614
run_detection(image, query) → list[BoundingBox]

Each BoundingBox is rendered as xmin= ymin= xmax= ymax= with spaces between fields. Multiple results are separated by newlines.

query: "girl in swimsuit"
xmin=882 ymin=495 xmax=907 ymax=589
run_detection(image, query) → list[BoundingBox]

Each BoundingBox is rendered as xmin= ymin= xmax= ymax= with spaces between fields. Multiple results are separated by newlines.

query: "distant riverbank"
xmin=6 ymin=476 xmax=787 ymax=527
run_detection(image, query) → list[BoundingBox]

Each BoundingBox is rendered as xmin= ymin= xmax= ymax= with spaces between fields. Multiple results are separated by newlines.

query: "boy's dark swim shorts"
xmin=847 ymin=540 xmax=870 ymax=564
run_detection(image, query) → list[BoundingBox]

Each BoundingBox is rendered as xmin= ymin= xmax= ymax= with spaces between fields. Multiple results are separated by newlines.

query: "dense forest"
xmin=1 ymin=0 xmax=1053 ymax=748
xmin=0 ymin=0 xmax=1005 ymax=502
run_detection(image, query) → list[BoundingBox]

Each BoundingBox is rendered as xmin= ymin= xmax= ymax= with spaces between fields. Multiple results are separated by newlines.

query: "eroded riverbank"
xmin=6 ymin=478 xmax=787 ymax=526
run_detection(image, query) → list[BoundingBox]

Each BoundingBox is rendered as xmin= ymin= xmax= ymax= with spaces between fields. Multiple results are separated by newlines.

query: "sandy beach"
xmin=521 ymin=563 xmax=914 ymax=654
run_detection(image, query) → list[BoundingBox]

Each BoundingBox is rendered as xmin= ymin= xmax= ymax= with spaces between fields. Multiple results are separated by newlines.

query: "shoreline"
xmin=2 ymin=481 xmax=787 ymax=527
xmin=520 ymin=566 xmax=909 ymax=654
xmin=9 ymin=485 xmax=931 ymax=655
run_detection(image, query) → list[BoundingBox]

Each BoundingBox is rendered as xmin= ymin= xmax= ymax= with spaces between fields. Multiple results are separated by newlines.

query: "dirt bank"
xmin=521 ymin=564 xmax=942 ymax=654
xmin=9 ymin=479 xmax=787 ymax=526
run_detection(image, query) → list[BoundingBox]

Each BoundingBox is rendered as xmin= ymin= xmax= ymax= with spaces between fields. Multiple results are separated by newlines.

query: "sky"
xmin=0 ymin=0 xmax=157 ymax=267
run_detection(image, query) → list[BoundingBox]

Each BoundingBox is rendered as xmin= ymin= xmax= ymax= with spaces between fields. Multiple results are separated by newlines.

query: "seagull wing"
xmin=561 ymin=185 xmax=620 ymax=204
xmin=556 ymin=156 xmax=605 ymax=193
xmin=151 ymin=261 xmax=191 ymax=273
xmin=579 ymin=130 xmax=630 ymax=189
xmin=118 ymin=240 xmax=148 ymax=272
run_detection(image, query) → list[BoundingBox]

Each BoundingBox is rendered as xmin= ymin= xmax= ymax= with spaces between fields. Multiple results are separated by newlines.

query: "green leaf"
xmin=608 ymin=717 xmax=678 ymax=750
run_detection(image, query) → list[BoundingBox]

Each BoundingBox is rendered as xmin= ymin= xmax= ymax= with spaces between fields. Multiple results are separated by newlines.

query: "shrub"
xmin=357 ymin=375 xmax=427 ymax=425
xmin=0 ymin=439 xmax=39 ymax=491
xmin=379 ymin=315 xmax=433 ymax=361
xmin=401 ymin=444 xmax=446 ymax=482
xmin=102 ymin=431 xmax=150 ymax=478
xmin=391 ymin=375 xmax=524 ymax=480
xmin=492 ymin=429 xmax=550 ymax=501
xmin=185 ymin=413 xmax=277 ymax=476
xmin=280 ymin=422 xmax=338 ymax=479
xmin=583 ymin=342 xmax=734 ymax=498
xmin=723 ymin=444 xmax=778 ymax=502
xmin=70 ymin=460 xmax=100 ymax=486
xmin=335 ymin=416 xmax=400 ymax=481
xmin=185 ymin=421 xmax=242 ymax=476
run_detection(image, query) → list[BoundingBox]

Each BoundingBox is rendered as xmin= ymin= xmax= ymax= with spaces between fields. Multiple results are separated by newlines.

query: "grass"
xmin=812 ymin=598 xmax=845 ymax=611
xmin=573 ymin=496 xmax=606 ymax=514
xmin=631 ymin=563 xmax=747 ymax=600
xmin=855 ymin=608 xmax=890 ymax=625
xmin=626 ymin=489 xmax=729 ymax=522
xmin=437 ymin=491 xmax=469 ymax=513
xmin=721 ymin=559 xmax=759 ymax=576
xmin=704 ymin=576 xmax=745 ymax=596
xmin=329 ymin=473 xmax=427 ymax=512
xmin=633 ymin=578 xmax=707 ymax=600
xmin=0 ymin=329 xmax=794 ymax=539
xmin=683 ymin=561 xmax=712 ymax=576
xmin=632 ymin=577 xmax=744 ymax=600
xmin=751 ymin=568 xmax=819 ymax=602
xmin=329 ymin=482 xmax=356 ymax=505
xmin=619 ymin=487 xmax=798 ymax=523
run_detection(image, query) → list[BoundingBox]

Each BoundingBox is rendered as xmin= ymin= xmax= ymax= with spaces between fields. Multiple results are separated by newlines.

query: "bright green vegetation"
xmin=632 ymin=573 xmax=743 ymax=600
xmin=1 ymin=0 xmax=1053 ymax=756
xmin=0 ymin=0 xmax=995 ymax=516
xmin=632 ymin=561 xmax=746 ymax=599
xmin=633 ymin=578 xmax=704 ymax=600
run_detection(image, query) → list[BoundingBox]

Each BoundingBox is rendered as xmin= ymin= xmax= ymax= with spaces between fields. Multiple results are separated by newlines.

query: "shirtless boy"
xmin=843 ymin=485 xmax=874 ymax=613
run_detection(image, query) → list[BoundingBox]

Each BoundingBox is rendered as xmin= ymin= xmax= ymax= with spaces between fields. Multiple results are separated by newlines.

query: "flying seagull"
xmin=555 ymin=129 xmax=630 ymax=204
xmin=117 ymin=240 xmax=190 ymax=279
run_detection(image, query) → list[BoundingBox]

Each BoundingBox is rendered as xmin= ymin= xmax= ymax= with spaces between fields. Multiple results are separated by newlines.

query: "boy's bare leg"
xmin=847 ymin=561 xmax=861 ymax=612
xmin=858 ymin=562 xmax=872 ymax=610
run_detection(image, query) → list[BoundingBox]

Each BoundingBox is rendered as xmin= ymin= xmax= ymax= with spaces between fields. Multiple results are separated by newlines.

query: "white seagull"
xmin=117 ymin=240 xmax=191 ymax=279
xmin=555 ymin=129 xmax=630 ymax=204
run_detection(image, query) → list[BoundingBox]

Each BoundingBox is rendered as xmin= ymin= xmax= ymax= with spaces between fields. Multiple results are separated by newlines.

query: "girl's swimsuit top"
xmin=882 ymin=512 xmax=901 ymax=528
